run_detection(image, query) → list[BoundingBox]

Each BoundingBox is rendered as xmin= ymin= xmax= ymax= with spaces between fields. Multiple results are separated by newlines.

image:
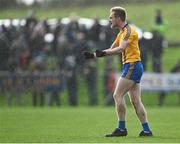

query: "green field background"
xmin=1 ymin=107 xmax=180 ymax=143
xmin=0 ymin=1 xmax=180 ymax=41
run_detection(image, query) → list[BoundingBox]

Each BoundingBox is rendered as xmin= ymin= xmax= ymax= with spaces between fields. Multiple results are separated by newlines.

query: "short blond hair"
xmin=110 ymin=6 xmax=127 ymax=22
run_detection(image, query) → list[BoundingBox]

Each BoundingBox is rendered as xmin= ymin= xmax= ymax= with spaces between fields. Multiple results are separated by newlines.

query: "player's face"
xmin=109 ymin=12 xmax=119 ymax=29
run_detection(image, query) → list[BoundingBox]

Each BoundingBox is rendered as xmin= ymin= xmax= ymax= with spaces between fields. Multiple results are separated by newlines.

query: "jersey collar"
xmin=122 ymin=23 xmax=128 ymax=30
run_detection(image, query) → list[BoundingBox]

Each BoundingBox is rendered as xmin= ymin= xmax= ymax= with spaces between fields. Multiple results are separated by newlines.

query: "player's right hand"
xmin=83 ymin=51 xmax=95 ymax=59
xmin=95 ymin=50 xmax=106 ymax=57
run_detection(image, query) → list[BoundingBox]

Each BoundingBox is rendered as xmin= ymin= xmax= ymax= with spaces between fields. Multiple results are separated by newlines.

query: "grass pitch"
xmin=0 ymin=106 xmax=180 ymax=143
xmin=1 ymin=1 xmax=180 ymax=41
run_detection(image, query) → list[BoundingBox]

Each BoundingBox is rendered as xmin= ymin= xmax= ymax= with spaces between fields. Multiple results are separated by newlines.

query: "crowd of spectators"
xmin=0 ymin=11 xmax=118 ymax=106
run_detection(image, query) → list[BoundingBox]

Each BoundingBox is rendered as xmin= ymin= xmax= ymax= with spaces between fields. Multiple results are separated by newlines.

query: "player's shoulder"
xmin=125 ymin=24 xmax=138 ymax=34
xmin=123 ymin=24 xmax=139 ymax=40
xmin=128 ymin=24 xmax=139 ymax=34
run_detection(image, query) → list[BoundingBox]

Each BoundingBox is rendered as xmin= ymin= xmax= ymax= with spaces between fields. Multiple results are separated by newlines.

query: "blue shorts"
xmin=121 ymin=61 xmax=144 ymax=83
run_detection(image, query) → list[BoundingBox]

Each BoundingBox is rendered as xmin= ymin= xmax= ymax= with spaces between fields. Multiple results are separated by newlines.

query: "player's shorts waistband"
xmin=123 ymin=61 xmax=141 ymax=65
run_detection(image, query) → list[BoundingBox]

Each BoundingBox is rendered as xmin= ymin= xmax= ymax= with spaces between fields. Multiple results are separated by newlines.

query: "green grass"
xmin=0 ymin=2 xmax=180 ymax=41
xmin=1 ymin=106 xmax=180 ymax=143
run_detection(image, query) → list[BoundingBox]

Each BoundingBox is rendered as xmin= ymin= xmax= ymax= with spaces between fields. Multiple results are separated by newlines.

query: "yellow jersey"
xmin=113 ymin=24 xmax=141 ymax=64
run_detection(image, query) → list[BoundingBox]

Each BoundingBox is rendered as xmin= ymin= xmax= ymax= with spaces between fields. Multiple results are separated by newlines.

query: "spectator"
xmin=52 ymin=18 xmax=62 ymax=56
xmin=24 ymin=10 xmax=38 ymax=49
xmin=0 ymin=26 xmax=9 ymax=70
xmin=75 ymin=32 xmax=98 ymax=106
xmin=151 ymin=9 xmax=167 ymax=72
xmin=152 ymin=9 xmax=168 ymax=104
xmin=89 ymin=18 xmax=102 ymax=49
xmin=47 ymin=73 xmax=61 ymax=106
xmin=83 ymin=58 xmax=98 ymax=106
xmin=151 ymin=30 xmax=164 ymax=72
xmin=31 ymin=73 xmax=45 ymax=107
xmin=57 ymin=30 xmax=78 ymax=106
xmin=104 ymin=57 xmax=116 ymax=106
xmin=30 ymin=48 xmax=48 ymax=107
xmin=153 ymin=9 xmax=167 ymax=37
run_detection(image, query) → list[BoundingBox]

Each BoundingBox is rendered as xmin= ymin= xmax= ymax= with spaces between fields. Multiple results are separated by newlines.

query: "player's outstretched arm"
xmin=104 ymin=40 xmax=128 ymax=55
xmin=83 ymin=40 xmax=128 ymax=59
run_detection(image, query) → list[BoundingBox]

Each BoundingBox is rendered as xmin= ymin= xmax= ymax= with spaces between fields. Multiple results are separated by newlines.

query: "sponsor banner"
xmin=116 ymin=73 xmax=180 ymax=92
xmin=141 ymin=73 xmax=180 ymax=92
xmin=0 ymin=71 xmax=62 ymax=92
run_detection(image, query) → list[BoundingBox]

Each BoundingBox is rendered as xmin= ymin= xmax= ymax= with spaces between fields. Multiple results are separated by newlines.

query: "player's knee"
xmin=113 ymin=94 xmax=118 ymax=104
xmin=113 ymin=94 xmax=124 ymax=105
xmin=113 ymin=94 xmax=117 ymax=100
xmin=113 ymin=93 xmax=123 ymax=101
